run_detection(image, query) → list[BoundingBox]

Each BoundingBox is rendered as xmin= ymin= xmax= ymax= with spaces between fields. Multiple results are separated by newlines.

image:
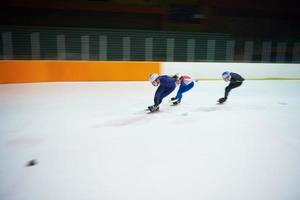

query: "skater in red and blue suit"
xmin=170 ymin=73 xmax=195 ymax=105
xmin=148 ymin=73 xmax=177 ymax=112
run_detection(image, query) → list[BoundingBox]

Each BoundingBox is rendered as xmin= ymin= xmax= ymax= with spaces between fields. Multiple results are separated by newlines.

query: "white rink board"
xmin=161 ymin=62 xmax=300 ymax=79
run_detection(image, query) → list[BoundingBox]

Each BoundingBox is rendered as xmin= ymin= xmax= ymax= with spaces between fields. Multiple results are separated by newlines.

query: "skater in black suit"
xmin=218 ymin=71 xmax=245 ymax=104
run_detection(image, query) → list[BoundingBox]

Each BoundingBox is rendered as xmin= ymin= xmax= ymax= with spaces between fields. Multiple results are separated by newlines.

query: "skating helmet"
xmin=222 ymin=71 xmax=231 ymax=79
xmin=174 ymin=73 xmax=182 ymax=80
xmin=149 ymin=73 xmax=159 ymax=83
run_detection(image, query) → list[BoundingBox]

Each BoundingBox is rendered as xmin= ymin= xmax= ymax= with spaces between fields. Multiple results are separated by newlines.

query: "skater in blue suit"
xmin=148 ymin=73 xmax=177 ymax=112
xmin=170 ymin=73 xmax=195 ymax=105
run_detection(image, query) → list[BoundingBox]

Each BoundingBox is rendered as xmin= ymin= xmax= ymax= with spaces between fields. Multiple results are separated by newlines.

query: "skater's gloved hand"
xmin=218 ymin=97 xmax=227 ymax=103
xmin=173 ymin=100 xmax=180 ymax=105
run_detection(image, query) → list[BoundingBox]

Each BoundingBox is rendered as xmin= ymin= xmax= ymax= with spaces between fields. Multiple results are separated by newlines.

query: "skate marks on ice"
xmin=194 ymin=104 xmax=265 ymax=112
xmin=6 ymin=137 xmax=44 ymax=147
xmin=92 ymin=103 xmax=266 ymax=128
xmin=106 ymin=115 xmax=151 ymax=127
xmin=180 ymin=112 xmax=189 ymax=116
xmin=106 ymin=104 xmax=260 ymax=127
xmin=108 ymin=106 xmax=182 ymax=127
xmin=93 ymin=109 xmax=162 ymax=128
xmin=278 ymin=102 xmax=288 ymax=105
xmin=92 ymin=115 xmax=150 ymax=128
xmin=93 ymin=105 xmax=187 ymax=128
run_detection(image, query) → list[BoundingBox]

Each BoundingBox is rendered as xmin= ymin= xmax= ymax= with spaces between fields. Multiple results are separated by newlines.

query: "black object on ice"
xmin=26 ymin=159 xmax=38 ymax=167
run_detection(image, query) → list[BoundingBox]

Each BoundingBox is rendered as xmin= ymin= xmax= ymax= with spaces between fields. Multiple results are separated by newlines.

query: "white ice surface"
xmin=0 ymin=81 xmax=300 ymax=200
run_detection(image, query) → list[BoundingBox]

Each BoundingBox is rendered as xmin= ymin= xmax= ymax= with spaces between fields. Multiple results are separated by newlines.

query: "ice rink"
xmin=1 ymin=80 xmax=300 ymax=200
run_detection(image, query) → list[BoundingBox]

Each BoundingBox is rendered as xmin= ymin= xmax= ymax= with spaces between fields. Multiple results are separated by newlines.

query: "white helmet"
xmin=174 ymin=73 xmax=182 ymax=79
xmin=149 ymin=73 xmax=159 ymax=83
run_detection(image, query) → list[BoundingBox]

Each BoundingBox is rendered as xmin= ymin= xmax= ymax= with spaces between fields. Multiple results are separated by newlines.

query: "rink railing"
xmin=1 ymin=26 xmax=300 ymax=63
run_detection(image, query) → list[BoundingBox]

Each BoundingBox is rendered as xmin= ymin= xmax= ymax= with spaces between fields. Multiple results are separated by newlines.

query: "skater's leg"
xmin=161 ymin=86 xmax=176 ymax=100
xmin=154 ymin=86 xmax=165 ymax=106
xmin=225 ymin=82 xmax=242 ymax=98
xmin=176 ymin=82 xmax=194 ymax=102
xmin=154 ymin=85 xmax=176 ymax=106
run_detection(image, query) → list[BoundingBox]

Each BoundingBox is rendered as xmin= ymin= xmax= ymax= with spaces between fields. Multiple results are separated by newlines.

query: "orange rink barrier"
xmin=0 ymin=61 xmax=161 ymax=83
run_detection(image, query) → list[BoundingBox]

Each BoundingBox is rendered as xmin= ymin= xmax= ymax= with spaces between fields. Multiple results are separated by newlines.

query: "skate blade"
xmin=145 ymin=109 xmax=160 ymax=114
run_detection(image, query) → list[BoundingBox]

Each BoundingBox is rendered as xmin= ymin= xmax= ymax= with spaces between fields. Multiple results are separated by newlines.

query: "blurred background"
xmin=0 ymin=0 xmax=299 ymax=62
